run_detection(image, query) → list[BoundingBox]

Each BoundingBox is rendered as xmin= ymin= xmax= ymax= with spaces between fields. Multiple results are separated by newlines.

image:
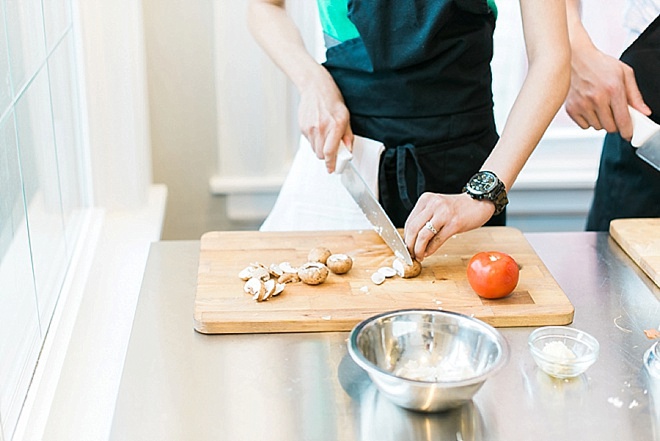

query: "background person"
xmin=565 ymin=0 xmax=660 ymax=231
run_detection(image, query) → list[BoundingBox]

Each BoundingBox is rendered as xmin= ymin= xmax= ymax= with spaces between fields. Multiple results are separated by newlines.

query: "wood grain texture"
xmin=609 ymin=218 xmax=660 ymax=287
xmin=194 ymin=227 xmax=574 ymax=334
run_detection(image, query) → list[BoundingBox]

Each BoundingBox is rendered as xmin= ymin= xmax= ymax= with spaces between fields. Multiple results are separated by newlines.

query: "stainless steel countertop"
xmin=110 ymin=232 xmax=660 ymax=441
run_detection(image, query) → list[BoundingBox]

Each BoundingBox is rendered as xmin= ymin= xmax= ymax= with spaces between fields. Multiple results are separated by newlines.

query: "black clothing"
xmin=586 ymin=14 xmax=660 ymax=231
xmin=322 ymin=0 xmax=503 ymax=227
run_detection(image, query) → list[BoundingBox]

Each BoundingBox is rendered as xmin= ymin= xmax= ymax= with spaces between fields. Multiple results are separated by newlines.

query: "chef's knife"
xmin=629 ymin=106 xmax=660 ymax=171
xmin=335 ymin=143 xmax=414 ymax=265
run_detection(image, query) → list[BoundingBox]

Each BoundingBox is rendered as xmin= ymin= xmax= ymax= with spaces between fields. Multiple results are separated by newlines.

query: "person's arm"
xmin=564 ymin=0 xmax=651 ymax=139
xmin=404 ymin=0 xmax=571 ymax=261
xmin=247 ymin=0 xmax=353 ymax=173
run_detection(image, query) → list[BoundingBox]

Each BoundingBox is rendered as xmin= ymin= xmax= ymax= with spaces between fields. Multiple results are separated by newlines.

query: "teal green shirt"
xmin=316 ymin=0 xmax=497 ymax=43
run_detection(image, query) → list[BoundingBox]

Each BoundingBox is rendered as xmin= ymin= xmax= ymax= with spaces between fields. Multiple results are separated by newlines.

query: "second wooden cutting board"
xmin=609 ymin=218 xmax=660 ymax=287
xmin=194 ymin=227 xmax=574 ymax=334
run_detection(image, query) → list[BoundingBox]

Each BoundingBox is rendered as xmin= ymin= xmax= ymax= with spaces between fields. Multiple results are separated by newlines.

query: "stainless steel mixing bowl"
xmin=348 ymin=309 xmax=509 ymax=412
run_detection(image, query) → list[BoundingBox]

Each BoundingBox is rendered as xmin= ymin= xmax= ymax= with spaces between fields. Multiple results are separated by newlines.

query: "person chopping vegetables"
xmin=249 ymin=0 xmax=570 ymax=261
xmin=565 ymin=0 xmax=660 ymax=231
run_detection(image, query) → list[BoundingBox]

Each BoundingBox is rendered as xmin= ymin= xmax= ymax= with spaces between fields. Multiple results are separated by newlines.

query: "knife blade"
xmin=629 ymin=106 xmax=660 ymax=171
xmin=335 ymin=143 xmax=414 ymax=265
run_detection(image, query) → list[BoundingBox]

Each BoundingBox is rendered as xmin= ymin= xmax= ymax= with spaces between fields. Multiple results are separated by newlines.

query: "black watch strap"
xmin=463 ymin=171 xmax=509 ymax=216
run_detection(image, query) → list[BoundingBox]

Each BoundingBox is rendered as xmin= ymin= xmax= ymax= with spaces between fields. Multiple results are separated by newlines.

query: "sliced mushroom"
xmin=244 ymin=277 xmax=265 ymax=300
xmin=377 ymin=266 xmax=397 ymax=278
xmin=238 ymin=266 xmax=255 ymax=281
xmin=392 ymin=258 xmax=422 ymax=279
xmin=370 ymin=271 xmax=386 ymax=285
xmin=261 ymin=279 xmax=276 ymax=301
xmin=279 ymin=262 xmax=299 ymax=274
xmin=268 ymin=263 xmax=283 ymax=278
xmin=277 ymin=273 xmax=300 ymax=284
xmin=239 ymin=263 xmax=270 ymax=282
xmin=272 ymin=283 xmax=286 ymax=297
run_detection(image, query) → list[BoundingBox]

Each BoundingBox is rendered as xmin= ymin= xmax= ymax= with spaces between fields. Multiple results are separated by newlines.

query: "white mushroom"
xmin=326 ymin=253 xmax=353 ymax=274
xmin=377 ymin=266 xmax=397 ymax=278
xmin=268 ymin=263 xmax=283 ymax=278
xmin=239 ymin=264 xmax=270 ymax=282
xmin=238 ymin=266 xmax=255 ymax=281
xmin=244 ymin=277 xmax=265 ymax=300
xmin=272 ymin=283 xmax=286 ymax=297
xmin=279 ymin=262 xmax=299 ymax=274
xmin=277 ymin=273 xmax=300 ymax=284
xmin=370 ymin=271 xmax=386 ymax=285
xmin=261 ymin=279 xmax=276 ymax=301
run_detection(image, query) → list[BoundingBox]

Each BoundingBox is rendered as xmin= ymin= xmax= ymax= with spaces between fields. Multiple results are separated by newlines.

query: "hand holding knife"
xmin=335 ymin=143 xmax=414 ymax=265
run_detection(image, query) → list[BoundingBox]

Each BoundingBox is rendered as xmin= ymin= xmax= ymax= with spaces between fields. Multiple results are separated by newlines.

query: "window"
xmin=0 ymin=0 xmax=88 ymax=437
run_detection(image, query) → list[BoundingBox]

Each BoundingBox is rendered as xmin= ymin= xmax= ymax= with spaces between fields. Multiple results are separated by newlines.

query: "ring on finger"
xmin=425 ymin=221 xmax=438 ymax=235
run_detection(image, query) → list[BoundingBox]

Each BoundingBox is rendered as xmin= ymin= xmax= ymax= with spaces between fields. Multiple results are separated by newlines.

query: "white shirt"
xmin=260 ymin=136 xmax=385 ymax=232
xmin=625 ymin=0 xmax=660 ymax=36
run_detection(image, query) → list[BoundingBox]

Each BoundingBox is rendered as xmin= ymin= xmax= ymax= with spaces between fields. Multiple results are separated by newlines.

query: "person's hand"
xmin=298 ymin=70 xmax=354 ymax=173
xmin=565 ymin=45 xmax=651 ymax=141
xmin=403 ymin=192 xmax=495 ymax=262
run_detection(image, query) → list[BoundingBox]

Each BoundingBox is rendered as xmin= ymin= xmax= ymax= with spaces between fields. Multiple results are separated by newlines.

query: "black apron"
xmin=586 ymin=14 xmax=660 ymax=231
xmin=323 ymin=0 xmax=501 ymax=227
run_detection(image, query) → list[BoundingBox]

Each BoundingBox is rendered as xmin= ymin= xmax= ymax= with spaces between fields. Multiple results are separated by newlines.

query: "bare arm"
xmin=247 ymin=0 xmax=353 ymax=172
xmin=483 ymin=0 xmax=571 ymax=189
xmin=405 ymin=0 xmax=571 ymax=261
xmin=564 ymin=0 xmax=651 ymax=139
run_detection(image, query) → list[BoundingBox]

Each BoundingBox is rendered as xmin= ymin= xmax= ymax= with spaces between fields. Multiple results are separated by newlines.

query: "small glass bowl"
xmin=528 ymin=326 xmax=599 ymax=379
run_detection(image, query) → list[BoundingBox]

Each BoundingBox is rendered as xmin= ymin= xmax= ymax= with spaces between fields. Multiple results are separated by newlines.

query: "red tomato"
xmin=466 ymin=251 xmax=519 ymax=299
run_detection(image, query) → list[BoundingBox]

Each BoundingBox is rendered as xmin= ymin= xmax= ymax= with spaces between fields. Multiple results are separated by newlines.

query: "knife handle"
xmin=629 ymin=105 xmax=660 ymax=148
xmin=335 ymin=142 xmax=353 ymax=174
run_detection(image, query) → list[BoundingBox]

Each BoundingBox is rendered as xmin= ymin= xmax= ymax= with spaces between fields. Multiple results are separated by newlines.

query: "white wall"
xmin=142 ymin=0 xmax=258 ymax=239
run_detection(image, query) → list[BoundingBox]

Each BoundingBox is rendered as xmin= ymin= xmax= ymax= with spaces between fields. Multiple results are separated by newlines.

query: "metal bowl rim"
xmin=348 ymin=308 xmax=510 ymax=386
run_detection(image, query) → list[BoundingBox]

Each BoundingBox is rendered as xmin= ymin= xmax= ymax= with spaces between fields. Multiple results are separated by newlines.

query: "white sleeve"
xmin=624 ymin=0 xmax=660 ymax=37
xmin=259 ymin=135 xmax=385 ymax=232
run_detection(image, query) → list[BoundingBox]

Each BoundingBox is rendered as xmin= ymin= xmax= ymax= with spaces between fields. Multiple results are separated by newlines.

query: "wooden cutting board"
xmin=194 ymin=227 xmax=574 ymax=334
xmin=610 ymin=218 xmax=660 ymax=287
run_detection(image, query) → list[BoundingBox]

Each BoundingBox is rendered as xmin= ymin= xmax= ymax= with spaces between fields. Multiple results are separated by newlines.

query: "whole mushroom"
xmin=308 ymin=247 xmax=332 ymax=264
xmin=298 ymin=262 xmax=330 ymax=285
xmin=326 ymin=253 xmax=353 ymax=274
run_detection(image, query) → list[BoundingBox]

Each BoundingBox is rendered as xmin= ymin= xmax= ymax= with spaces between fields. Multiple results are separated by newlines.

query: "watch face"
xmin=468 ymin=171 xmax=498 ymax=195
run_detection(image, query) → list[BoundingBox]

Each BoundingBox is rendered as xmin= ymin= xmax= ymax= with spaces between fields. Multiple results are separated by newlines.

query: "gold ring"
xmin=425 ymin=221 xmax=438 ymax=235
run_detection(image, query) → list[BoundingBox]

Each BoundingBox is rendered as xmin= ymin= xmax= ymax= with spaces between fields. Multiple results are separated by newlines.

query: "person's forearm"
xmin=566 ymin=0 xmax=599 ymax=56
xmin=565 ymin=0 xmax=583 ymax=36
xmin=248 ymin=0 xmax=353 ymax=171
xmin=247 ymin=0 xmax=328 ymax=94
xmin=482 ymin=0 xmax=570 ymax=190
xmin=564 ymin=0 xmax=650 ymax=136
